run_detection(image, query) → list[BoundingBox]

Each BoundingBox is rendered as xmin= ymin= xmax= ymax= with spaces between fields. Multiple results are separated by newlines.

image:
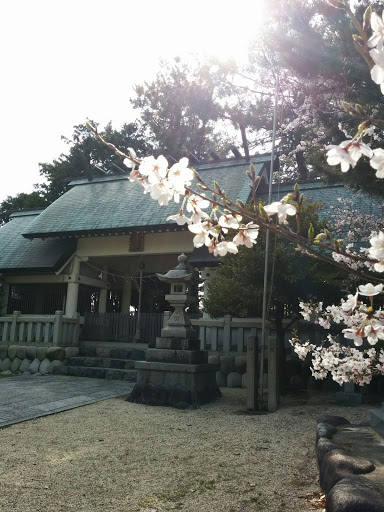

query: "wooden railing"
xmin=81 ymin=312 xmax=164 ymax=343
xmin=186 ymin=315 xmax=329 ymax=354
xmin=0 ymin=311 xmax=80 ymax=346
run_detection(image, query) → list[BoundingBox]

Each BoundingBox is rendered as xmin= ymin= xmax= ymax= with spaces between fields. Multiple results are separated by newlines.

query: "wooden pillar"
xmin=98 ymin=265 xmax=108 ymax=313
xmin=121 ymin=279 xmax=132 ymax=314
xmin=246 ymin=336 xmax=259 ymax=410
xmin=0 ymin=283 xmax=10 ymax=315
xmin=268 ymin=336 xmax=279 ymax=412
xmin=53 ymin=310 xmax=63 ymax=346
xmin=223 ymin=315 xmax=231 ymax=354
xmin=65 ymin=257 xmax=80 ymax=317
xmin=34 ymin=287 xmax=44 ymax=314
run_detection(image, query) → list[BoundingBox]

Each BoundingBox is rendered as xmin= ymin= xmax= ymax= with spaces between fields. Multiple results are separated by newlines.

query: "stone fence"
xmin=0 ymin=311 xmax=80 ymax=347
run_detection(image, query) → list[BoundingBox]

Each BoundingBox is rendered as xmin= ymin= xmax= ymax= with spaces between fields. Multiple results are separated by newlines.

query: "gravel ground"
xmin=0 ymin=388 xmax=375 ymax=512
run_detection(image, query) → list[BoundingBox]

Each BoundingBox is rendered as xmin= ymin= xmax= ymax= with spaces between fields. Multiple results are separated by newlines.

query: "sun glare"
xmin=168 ymin=0 xmax=269 ymax=64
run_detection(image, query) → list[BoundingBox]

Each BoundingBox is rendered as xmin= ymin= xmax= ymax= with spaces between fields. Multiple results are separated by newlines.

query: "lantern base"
xmin=127 ymin=361 xmax=221 ymax=409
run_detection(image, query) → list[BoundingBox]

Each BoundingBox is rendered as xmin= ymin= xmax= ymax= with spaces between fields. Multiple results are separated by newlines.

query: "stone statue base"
xmin=127 ymin=337 xmax=221 ymax=409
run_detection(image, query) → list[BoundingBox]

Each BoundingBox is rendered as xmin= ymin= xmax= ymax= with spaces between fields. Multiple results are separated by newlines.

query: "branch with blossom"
xmin=291 ymin=282 xmax=384 ymax=385
xmin=86 ymin=123 xmax=383 ymax=282
xmin=87 ymin=0 xmax=384 ymax=385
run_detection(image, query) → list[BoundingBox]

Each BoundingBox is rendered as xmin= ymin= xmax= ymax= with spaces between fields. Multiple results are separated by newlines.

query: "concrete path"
xmin=0 ymin=375 xmax=134 ymax=428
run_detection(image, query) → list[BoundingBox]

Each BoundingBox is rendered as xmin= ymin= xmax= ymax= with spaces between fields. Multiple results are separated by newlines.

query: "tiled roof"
xmin=258 ymin=181 xmax=383 ymax=223
xmin=0 ymin=211 xmax=76 ymax=273
xmin=22 ymin=156 xmax=270 ymax=239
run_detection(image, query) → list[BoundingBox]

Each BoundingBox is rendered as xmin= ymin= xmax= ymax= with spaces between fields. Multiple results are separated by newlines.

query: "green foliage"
xmin=131 ymin=58 xmax=235 ymax=160
xmin=246 ymin=0 xmax=384 ymax=192
xmin=36 ymin=121 xmax=151 ymax=203
xmin=203 ymin=200 xmax=345 ymax=319
xmin=0 ymin=192 xmax=47 ymax=225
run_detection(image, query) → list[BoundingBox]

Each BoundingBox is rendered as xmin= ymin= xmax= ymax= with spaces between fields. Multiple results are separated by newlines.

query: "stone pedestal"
xmin=370 ymin=402 xmax=384 ymax=438
xmin=128 ymin=337 xmax=221 ymax=409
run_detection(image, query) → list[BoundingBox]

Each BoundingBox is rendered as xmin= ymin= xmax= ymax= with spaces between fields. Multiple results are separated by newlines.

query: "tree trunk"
xmin=295 ymin=150 xmax=308 ymax=182
xmin=274 ymin=300 xmax=287 ymax=394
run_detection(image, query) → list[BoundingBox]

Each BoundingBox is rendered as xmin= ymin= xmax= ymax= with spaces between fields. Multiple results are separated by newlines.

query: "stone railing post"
xmin=246 ymin=335 xmax=259 ymax=410
xmin=223 ymin=315 xmax=231 ymax=354
xmin=53 ymin=310 xmax=63 ymax=346
xmin=10 ymin=311 xmax=21 ymax=343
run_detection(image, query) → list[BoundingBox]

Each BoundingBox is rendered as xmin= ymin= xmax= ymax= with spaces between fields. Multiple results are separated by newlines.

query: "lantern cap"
xmin=156 ymin=253 xmax=194 ymax=283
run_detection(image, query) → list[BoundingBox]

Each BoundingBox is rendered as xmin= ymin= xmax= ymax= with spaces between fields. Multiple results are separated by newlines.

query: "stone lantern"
xmin=156 ymin=253 xmax=197 ymax=339
xmin=127 ymin=253 xmax=221 ymax=409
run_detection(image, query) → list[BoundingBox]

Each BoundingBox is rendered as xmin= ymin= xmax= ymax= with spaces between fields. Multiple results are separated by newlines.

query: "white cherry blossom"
xmin=166 ymin=212 xmax=191 ymax=226
xmin=369 ymin=231 xmax=384 ymax=271
xmin=370 ymin=148 xmax=384 ymax=178
xmin=326 ymin=141 xmax=357 ymax=172
xmin=370 ymin=47 xmax=384 ymax=94
xmin=343 ymin=328 xmax=364 ymax=346
xmin=149 ymin=180 xmax=173 ymax=206
xmin=188 ymin=222 xmax=212 ymax=248
xmin=218 ymin=214 xmax=241 ymax=230
xmin=358 ymin=283 xmax=383 ymax=296
xmin=364 ymin=320 xmax=384 ymax=345
xmin=168 ymin=158 xmax=194 ymax=193
xmin=186 ymin=194 xmax=210 ymax=214
xmin=233 ymin=224 xmax=259 ymax=248
xmin=213 ymin=240 xmax=239 ymax=257
xmin=341 ymin=291 xmax=359 ymax=312
xmin=263 ymin=201 xmax=296 ymax=224
xmin=139 ymin=155 xmax=168 ymax=180
xmin=368 ymin=12 xmax=384 ymax=50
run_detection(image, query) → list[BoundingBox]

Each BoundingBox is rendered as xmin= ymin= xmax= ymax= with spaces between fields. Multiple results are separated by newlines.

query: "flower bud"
xmin=282 ymin=193 xmax=294 ymax=203
xmin=127 ymin=147 xmax=137 ymax=160
xmin=342 ymin=101 xmax=354 ymax=113
xmin=258 ymin=202 xmax=268 ymax=220
xmin=314 ymin=233 xmax=327 ymax=243
xmin=352 ymin=34 xmax=364 ymax=47
xmin=308 ymin=223 xmax=315 ymax=244
xmin=354 ymin=104 xmax=365 ymax=116
xmin=363 ymin=5 xmax=372 ymax=31
xmin=214 ymin=180 xmax=221 ymax=193
xmin=358 ymin=120 xmax=372 ymax=132
xmin=334 ymin=239 xmax=344 ymax=251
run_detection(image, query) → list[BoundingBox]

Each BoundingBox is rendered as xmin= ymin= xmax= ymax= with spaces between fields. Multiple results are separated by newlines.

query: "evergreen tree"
xmin=131 ymin=58 xmax=236 ymax=160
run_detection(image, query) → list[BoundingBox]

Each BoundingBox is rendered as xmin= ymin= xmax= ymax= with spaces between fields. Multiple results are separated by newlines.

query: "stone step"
xmin=69 ymin=356 xmax=136 ymax=370
xmin=52 ymin=365 xmax=138 ymax=382
xmin=79 ymin=346 xmax=146 ymax=360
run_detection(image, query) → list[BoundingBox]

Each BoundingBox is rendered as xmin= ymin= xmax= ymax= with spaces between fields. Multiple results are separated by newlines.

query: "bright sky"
xmin=0 ymin=0 xmax=267 ymax=203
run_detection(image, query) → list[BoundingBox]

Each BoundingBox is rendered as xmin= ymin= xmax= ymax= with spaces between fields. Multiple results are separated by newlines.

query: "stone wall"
xmin=316 ymin=415 xmax=384 ymax=512
xmin=0 ymin=345 xmax=79 ymax=376
xmin=208 ymin=354 xmax=248 ymax=388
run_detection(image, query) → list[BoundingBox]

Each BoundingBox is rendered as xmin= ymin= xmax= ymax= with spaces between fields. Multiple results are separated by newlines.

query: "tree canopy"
xmin=3 ymin=0 xmax=383 ymax=223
